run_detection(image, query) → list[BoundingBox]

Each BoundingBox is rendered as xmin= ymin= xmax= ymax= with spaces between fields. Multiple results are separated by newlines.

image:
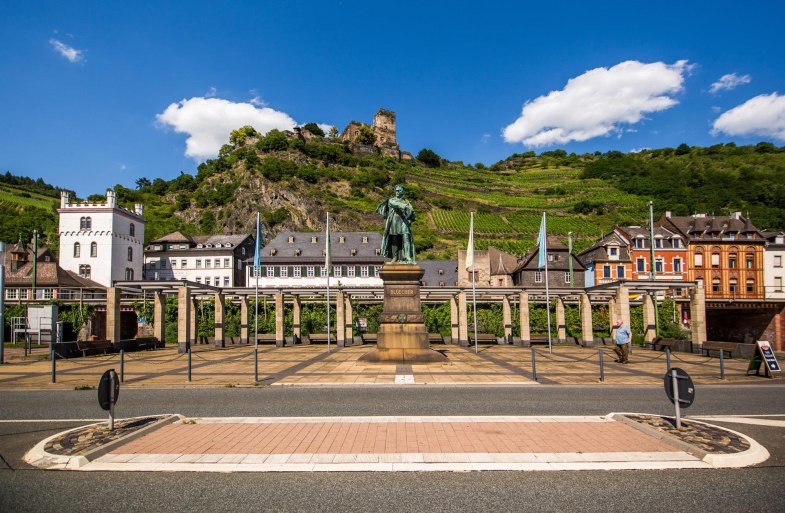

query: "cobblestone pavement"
xmin=0 ymin=343 xmax=778 ymax=388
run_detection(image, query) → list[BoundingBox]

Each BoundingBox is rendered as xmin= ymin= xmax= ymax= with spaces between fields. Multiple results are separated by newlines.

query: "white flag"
xmin=324 ymin=212 xmax=332 ymax=276
xmin=465 ymin=212 xmax=475 ymax=271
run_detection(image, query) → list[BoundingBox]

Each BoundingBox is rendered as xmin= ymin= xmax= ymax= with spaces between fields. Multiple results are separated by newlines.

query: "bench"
xmin=361 ymin=333 xmax=378 ymax=344
xmin=644 ymin=337 xmax=679 ymax=351
xmin=254 ymin=334 xmax=278 ymax=344
xmin=702 ymin=341 xmax=737 ymax=358
xmin=75 ymin=339 xmax=113 ymax=357
xmin=428 ymin=333 xmax=445 ymax=344
xmin=468 ymin=333 xmax=500 ymax=344
xmin=306 ymin=333 xmax=336 ymax=344
xmin=134 ymin=337 xmax=160 ymax=351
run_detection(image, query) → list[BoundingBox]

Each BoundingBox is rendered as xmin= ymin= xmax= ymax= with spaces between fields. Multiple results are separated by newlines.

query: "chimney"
xmin=60 ymin=191 xmax=71 ymax=208
xmin=731 ymin=211 xmax=742 ymax=220
xmin=135 ymin=203 xmax=144 ymax=217
xmin=665 ymin=211 xmax=671 ymax=218
xmin=106 ymin=189 xmax=117 ymax=208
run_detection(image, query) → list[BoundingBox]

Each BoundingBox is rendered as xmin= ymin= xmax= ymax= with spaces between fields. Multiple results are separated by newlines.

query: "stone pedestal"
xmin=360 ymin=264 xmax=447 ymax=363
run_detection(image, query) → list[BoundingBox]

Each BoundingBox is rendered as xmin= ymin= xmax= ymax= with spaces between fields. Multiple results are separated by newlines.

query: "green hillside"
xmin=4 ymin=135 xmax=784 ymax=260
xmin=0 ymin=173 xmax=67 ymax=249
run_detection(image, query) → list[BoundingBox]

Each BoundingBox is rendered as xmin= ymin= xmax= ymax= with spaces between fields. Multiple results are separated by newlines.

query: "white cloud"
xmin=481 ymin=134 xmax=491 ymax=143
xmin=249 ymin=96 xmax=267 ymax=107
xmin=709 ymin=73 xmax=751 ymax=94
xmin=317 ymin=123 xmax=334 ymax=135
xmin=156 ymin=97 xmax=297 ymax=160
xmin=502 ymin=60 xmax=689 ymax=147
xmin=712 ymin=93 xmax=785 ymax=141
xmin=49 ymin=38 xmax=84 ymax=63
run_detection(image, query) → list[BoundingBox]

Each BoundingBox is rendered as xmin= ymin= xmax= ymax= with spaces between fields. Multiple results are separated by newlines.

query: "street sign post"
xmin=664 ymin=367 xmax=694 ymax=429
xmin=746 ymin=341 xmax=781 ymax=378
xmin=98 ymin=369 xmax=120 ymax=430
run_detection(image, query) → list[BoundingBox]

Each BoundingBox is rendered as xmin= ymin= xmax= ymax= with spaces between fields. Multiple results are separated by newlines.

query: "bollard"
xmin=666 ymin=347 xmax=671 ymax=372
xmin=531 ymin=347 xmax=537 ymax=382
xmin=51 ymin=347 xmax=56 ymax=384
xmin=719 ymin=348 xmax=725 ymax=380
xmin=119 ymin=349 xmax=125 ymax=383
xmin=187 ymin=348 xmax=192 ymax=382
xmin=599 ymin=349 xmax=604 ymax=382
xmin=254 ymin=347 xmax=259 ymax=382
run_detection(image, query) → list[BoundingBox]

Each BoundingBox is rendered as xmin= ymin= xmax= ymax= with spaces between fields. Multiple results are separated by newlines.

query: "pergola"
xmin=107 ymin=279 xmax=706 ymax=352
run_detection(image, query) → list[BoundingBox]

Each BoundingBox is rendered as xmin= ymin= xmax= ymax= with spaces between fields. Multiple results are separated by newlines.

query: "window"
xmin=694 ymin=253 xmax=703 ymax=267
xmin=214 ymin=259 xmax=220 ymax=268
xmin=288 ymin=236 xmax=294 ymax=243
xmin=534 ymin=271 xmax=543 ymax=283
xmin=280 ymin=267 xmax=288 ymax=277
xmin=224 ymin=277 xmax=230 ymax=287
xmin=79 ymin=264 xmax=91 ymax=278
xmin=634 ymin=238 xmax=644 ymax=249
xmin=91 ymin=242 xmax=97 ymax=257
xmin=161 ymin=259 xmax=167 ymax=268
xmin=130 ymin=223 xmax=135 ymax=237
xmin=609 ymin=247 xmax=618 ymax=257
xmin=712 ymin=278 xmax=721 ymax=293
xmin=775 ymin=277 xmax=783 ymax=292
xmin=746 ymin=254 xmax=754 ymax=269
xmin=320 ymin=266 xmax=327 ymax=277
xmin=241 ymin=247 xmax=246 ymax=255
xmin=80 ymin=216 xmax=92 ymax=230
xmin=617 ymin=266 xmax=625 ymax=278
xmin=169 ymin=260 xmax=174 ymax=268
xmin=729 ymin=253 xmax=737 ymax=269
xmin=775 ymin=255 xmax=782 ymax=267
xmin=746 ymin=278 xmax=755 ymax=293
xmin=361 ymin=266 xmax=369 ymax=277
xmin=637 ymin=258 xmax=646 ymax=272
xmin=655 ymin=259 xmax=664 ymax=273
xmin=267 ymin=267 xmax=274 ymax=278
xmin=673 ymin=259 xmax=682 ymax=273
xmin=729 ymin=278 xmax=738 ymax=294
xmin=672 ymin=238 xmax=682 ymax=248
xmin=205 ymin=259 xmax=211 ymax=269
xmin=195 ymin=277 xmax=201 ymax=284
xmin=311 ymin=236 xmax=318 ymax=243
xmin=711 ymin=253 xmax=720 ymax=268
xmin=43 ymin=289 xmax=54 ymax=300
xmin=214 ymin=276 xmax=220 ymax=286
xmin=293 ymin=266 xmax=301 ymax=278
xmin=375 ymin=249 xmax=381 ymax=256
xmin=127 ymin=247 xmax=133 ymax=261
xmin=334 ymin=265 xmax=342 ymax=277
xmin=307 ymin=266 xmax=315 ymax=278
xmin=362 ymin=236 xmax=368 ymax=244
xmin=654 ymin=238 xmax=663 ymax=248
xmin=564 ymin=272 xmax=571 ymax=283
xmin=374 ymin=266 xmax=382 ymax=275
xmin=6 ymin=289 xmax=18 ymax=300
xmin=125 ymin=268 xmax=134 ymax=280
xmin=339 ymin=236 xmax=345 ymax=244
xmin=205 ymin=277 xmax=210 ymax=286
xmin=181 ymin=259 xmax=187 ymax=268
xmin=73 ymin=242 xmax=80 ymax=258
xmin=224 ymin=258 xmax=230 ymax=268
xmin=348 ymin=266 xmax=356 ymax=277
xmin=196 ymin=259 xmax=202 ymax=268
xmin=603 ymin=266 xmax=611 ymax=278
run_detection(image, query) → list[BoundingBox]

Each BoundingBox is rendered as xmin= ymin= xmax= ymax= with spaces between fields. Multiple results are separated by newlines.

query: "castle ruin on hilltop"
xmin=339 ymin=108 xmax=413 ymax=160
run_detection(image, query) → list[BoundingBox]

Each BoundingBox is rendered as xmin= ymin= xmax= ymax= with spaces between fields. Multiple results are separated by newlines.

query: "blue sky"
xmin=1 ymin=1 xmax=784 ymax=197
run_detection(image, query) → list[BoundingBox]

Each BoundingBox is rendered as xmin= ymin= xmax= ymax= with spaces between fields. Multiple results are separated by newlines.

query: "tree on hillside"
xmin=135 ymin=177 xmax=151 ymax=189
xmin=675 ymin=143 xmax=691 ymax=155
xmin=256 ymin=129 xmax=289 ymax=152
xmin=328 ymin=126 xmax=339 ymax=140
xmin=302 ymin=123 xmax=325 ymax=137
xmin=417 ymin=148 xmax=441 ymax=168
xmin=229 ymin=125 xmax=259 ymax=146
xmin=355 ymin=125 xmax=376 ymax=145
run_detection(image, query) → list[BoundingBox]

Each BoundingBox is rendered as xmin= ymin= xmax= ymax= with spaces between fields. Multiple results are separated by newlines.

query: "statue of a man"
xmin=376 ymin=184 xmax=416 ymax=264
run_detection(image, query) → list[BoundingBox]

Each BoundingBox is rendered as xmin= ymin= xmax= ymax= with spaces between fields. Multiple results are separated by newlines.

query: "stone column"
xmin=519 ymin=292 xmax=530 ymax=346
xmin=153 ymin=291 xmax=166 ymax=345
xmin=214 ymin=293 xmax=225 ymax=348
xmin=580 ymin=292 xmax=594 ymax=347
xmin=190 ymin=298 xmax=198 ymax=345
xmin=450 ymin=295 xmax=459 ymax=344
xmin=555 ymin=296 xmax=566 ymax=343
xmin=642 ymin=293 xmax=657 ymax=343
xmin=502 ymin=295 xmax=512 ymax=344
xmin=177 ymin=286 xmax=191 ymax=353
xmin=345 ymin=295 xmax=353 ymax=345
xmin=336 ymin=290 xmax=346 ymax=347
xmin=106 ymin=287 xmax=121 ymax=343
xmin=240 ymin=296 xmax=249 ymax=345
xmin=616 ymin=286 xmax=631 ymax=329
xmin=458 ymin=291 xmax=468 ymax=346
xmin=275 ymin=291 xmax=285 ymax=347
xmin=608 ymin=297 xmax=617 ymax=330
xmin=292 ymin=296 xmax=302 ymax=344
xmin=690 ymin=282 xmax=707 ymax=349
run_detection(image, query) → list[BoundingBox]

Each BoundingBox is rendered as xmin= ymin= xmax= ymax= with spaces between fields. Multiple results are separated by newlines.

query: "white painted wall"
xmin=763 ymin=242 xmax=785 ymax=299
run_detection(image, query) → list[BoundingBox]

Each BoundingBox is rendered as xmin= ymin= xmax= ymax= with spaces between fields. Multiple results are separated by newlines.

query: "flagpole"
xmin=541 ymin=212 xmax=553 ymax=354
xmin=254 ymin=212 xmax=261 ymax=381
xmin=326 ymin=213 xmax=331 ymax=354
xmin=470 ymin=213 xmax=478 ymax=354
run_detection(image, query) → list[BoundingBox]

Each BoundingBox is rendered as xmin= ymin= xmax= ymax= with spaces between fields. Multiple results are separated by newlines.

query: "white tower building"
xmin=58 ymin=189 xmax=145 ymax=287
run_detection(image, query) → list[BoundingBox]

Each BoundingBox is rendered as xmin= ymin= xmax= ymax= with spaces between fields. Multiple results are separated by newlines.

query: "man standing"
xmin=613 ymin=319 xmax=631 ymax=363
xmin=376 ymin=184 xmax=416 ymax=264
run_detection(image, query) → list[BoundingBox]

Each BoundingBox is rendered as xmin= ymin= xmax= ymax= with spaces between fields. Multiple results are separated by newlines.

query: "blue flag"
xmin=253 ymin=212 xmax=261 ymax=274
xmin=537 ymin=212 xmax=547 ymax=269
xmin=324 ymin=212 xmax=332 ymax=276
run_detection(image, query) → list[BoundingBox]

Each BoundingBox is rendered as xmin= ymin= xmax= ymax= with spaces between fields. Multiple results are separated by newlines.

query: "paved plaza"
xmin=0 ymin=343 xmax=775 ymax=388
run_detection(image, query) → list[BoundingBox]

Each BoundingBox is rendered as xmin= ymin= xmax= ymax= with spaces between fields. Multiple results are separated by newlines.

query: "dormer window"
xmin=196 ymin=244 xmax=203 ymax=248
xmin=311 ymin=236 xmax=318 ymax=244
xmin=654 ymin=238 xmax=663 ymax=249
xmin=270 ymin=248 xmax=277 ymax=256
xmin=339 ymin=236 xmax=345 ymax=244
xmin=439 ymin=269 xmax=444 ymax=275
xmin=295 ymin=249 xmax=301 ymax=256
xmin=634 ymin=238 xmax=644 ymax=249
xmin=351 ymin=249 xmax=357 ymax=256
xmin=362 ymin=236 xmax=368 ymax=244
xmin=375 ymin=249 xmax=381 ymax=255
xmin=288 ymin=236 xmax=294 ymax=243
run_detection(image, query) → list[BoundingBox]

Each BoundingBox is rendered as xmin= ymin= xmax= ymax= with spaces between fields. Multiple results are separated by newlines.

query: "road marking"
xmin=688 ymin=416 xmax=785 ymax=428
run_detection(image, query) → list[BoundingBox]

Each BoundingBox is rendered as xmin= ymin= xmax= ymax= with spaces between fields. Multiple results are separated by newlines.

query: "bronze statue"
xmin=376 ymin=184 xmax=416 ymax=264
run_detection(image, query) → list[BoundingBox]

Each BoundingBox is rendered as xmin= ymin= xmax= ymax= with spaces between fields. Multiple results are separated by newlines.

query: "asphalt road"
xmin=1 ymin=385 xmax=784 ymax=512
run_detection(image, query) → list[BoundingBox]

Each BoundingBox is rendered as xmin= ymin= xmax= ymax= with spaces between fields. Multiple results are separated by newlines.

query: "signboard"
xmin=98 ymin=369 xmax=120 ymax=411
xmin=663 ymin=367 xmax=695 ymax=408
xmin=747 ymin=341 xmax=782 ymax=377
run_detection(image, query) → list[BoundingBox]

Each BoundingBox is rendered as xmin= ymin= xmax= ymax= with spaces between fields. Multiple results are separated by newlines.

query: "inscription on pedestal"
xmin=388 ymin=288 xmax=415 ymax=297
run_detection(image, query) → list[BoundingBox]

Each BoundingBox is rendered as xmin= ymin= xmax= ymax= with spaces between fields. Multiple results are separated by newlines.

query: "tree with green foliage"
xmin=256 ymin=129 xmax=289 ymax=152
xmin=302 ymin=123 xmax=324 ymax=137
xmin=135 ymin=177 xmax=151 ymax=189
xmin=355 ymin=125 xmax=376 ymax=145
xmin=417 ymin=148 xmax=441 ymax=168
xmin=328 ymin=126 xmax=339 ymax=140
xmin=229 ymin=125 xmax=259 ymax=146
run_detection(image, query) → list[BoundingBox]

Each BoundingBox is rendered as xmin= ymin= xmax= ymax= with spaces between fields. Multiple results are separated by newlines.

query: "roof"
xmin=577 ymin=231 xmax=631 ymax=265
xmin=419 ymin=260 xmax=458 ymax=286
xmin=151 ymin=231 xmax=194 ymax=243
xmin=515 ymin=242 xmax=587 ymax=273
xmin=2 ymin=246 xmax=104 ymax=289
xmin=147 ymin=232 xmax=253 ymax=252
xmin=488 ymin=247 xmax=519 ymax=275
xmin=661 ymin=213 xmax=763 ymax=240
xmin=249 ymin=231 xmax=385 ymax=263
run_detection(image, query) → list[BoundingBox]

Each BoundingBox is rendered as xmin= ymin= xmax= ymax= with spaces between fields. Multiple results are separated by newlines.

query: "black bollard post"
xmin=599 ymin=349 xmax=604 ymax=382
xmin=666 ymin=347 xmax=671 ymax=372
xmin=719 ymin=348 xmax=725 ymax=380
xmin=187 ymin=347 xmax=192 ymax=383
xmin=120 ymin=349 xmax=125 ymax=383
xmin=51 ymin=347 xmax=56 ymax=384
xmin=531 ymin=347 xmax=537 ymax=382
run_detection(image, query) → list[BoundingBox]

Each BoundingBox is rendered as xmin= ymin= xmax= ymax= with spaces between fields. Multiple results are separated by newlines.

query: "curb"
xmin=608 ymin=412 xmax=769 ymax=468
xmin=24 ymin=414 xmax=184 ymax=470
